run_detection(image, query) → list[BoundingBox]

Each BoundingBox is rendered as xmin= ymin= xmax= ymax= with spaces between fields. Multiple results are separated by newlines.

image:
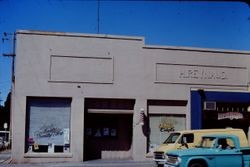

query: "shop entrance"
xmin=84 ymin=113 xmax=133 ymax=160
xmin=83 ymin=98 xmax=135 ymax=161
xmin=202 ymin=102 xmax=250 ymax=133
xmin=191 ymin=91 xmax=250 ymax=135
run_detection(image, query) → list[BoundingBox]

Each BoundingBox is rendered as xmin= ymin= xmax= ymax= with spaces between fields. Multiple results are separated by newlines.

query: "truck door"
xmin=214 ymin=149 xmax=242 ymax=167
xmin=214 ymin=138 xmax=243 ymax=167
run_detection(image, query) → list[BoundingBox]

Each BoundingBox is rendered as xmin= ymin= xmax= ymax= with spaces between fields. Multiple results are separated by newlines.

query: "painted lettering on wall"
xmin=159 ymin=119 xmax=176 ymax=132
xmin=179 ymin=68 xmax=228 ymax=81
xmin=34 ymin=124 xmax=63 ymax=138
xmin=155 ymin=63 xmax=247 ymax=86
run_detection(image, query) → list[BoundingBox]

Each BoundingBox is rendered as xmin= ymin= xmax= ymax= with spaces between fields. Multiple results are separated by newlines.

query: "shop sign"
xmin=155 ymin=63 xmax=247 ymax=86
xmin=159 ymin=119 xmax=176 ymax=132
xmin=217 ymin=112 xmax=243 ymax=120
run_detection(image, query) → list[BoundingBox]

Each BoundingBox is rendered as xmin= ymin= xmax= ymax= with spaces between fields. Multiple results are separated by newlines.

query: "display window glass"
xmin=149 ymin=115 xmax=186 ymax=152
xmin=25 ymin=98 xmax=71 ymax=153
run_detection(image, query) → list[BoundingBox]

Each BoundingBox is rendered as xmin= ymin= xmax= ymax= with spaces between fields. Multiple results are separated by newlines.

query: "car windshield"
xmin=199 ymin=137 xmax=216 ymax=148
xmin=163 ymin=133 xmax=180 ymax=144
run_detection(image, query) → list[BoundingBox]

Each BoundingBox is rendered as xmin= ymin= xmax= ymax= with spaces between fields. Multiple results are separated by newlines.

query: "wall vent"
xmin=204 ymin=101 xmax=216 ymax=110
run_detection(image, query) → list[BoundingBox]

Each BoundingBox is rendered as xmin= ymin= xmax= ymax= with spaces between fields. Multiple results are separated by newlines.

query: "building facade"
xmin=11 ymin=30 xmax=250 ymax=163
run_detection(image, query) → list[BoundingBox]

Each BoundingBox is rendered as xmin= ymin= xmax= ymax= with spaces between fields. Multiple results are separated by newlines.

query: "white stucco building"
xmin=11 ymin=30 xmax=250 ymax=163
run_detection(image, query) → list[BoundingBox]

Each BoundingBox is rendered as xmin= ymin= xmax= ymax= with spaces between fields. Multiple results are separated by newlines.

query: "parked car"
xmin=164 ymin=134 xmax=250 ymax=167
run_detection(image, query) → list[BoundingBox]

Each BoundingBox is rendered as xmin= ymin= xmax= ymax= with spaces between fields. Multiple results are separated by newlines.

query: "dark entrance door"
xmin=84 ymin=113 xmax=133 ymax=160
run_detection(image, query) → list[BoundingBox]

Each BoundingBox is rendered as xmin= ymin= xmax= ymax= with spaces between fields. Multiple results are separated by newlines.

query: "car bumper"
xmin=154 ymin=159 xmax=166 ymax=165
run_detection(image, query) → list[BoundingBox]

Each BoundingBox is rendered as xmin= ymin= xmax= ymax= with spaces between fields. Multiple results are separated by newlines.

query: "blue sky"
xmin=0 ymin=0 xmax=250 ymax=105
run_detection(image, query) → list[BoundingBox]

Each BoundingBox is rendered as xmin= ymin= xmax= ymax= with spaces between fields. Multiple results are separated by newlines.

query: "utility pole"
xmin=2 ymin=32 xmax=15 ymax=150
xmin=2 ymin=32 xmax=16 ymax=82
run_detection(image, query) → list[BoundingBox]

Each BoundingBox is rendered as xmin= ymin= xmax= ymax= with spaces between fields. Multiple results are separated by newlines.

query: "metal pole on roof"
xmin=97 ymin=0 xmax=100 ymax=34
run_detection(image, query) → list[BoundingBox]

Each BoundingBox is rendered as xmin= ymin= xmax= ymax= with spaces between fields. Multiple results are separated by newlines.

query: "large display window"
xmin=149 ymin=114 xmax=186 ymax=152
xmin=25 ymin=98 xmax=71 ymax=153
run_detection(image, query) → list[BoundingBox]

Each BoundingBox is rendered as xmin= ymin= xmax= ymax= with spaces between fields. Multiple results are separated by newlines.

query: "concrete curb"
xmin=4 ymin=160 xmax=156 ymax=167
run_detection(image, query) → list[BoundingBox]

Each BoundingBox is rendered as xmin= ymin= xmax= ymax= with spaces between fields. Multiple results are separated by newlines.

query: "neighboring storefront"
xmin=191 ymin=91 xmax=250 ymax=134
xmin=11 ymin=30 xmax=250 ymax=163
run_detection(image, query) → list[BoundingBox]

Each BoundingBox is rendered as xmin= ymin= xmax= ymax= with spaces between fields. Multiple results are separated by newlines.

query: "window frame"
xmin=25 ymin=97 xmax=72 ymax=154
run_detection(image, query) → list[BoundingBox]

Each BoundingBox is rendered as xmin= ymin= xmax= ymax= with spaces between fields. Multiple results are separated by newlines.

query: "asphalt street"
xmin=0 ymin=150 xmax=157 ymax=167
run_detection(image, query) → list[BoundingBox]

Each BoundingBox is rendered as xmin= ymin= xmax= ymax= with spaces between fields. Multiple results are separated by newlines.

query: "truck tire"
xmin=188 ymin=161 xmax=207 ymax=167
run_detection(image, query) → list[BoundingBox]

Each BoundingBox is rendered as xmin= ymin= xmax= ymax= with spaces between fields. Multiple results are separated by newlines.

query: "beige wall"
xmin=11 ymin=30 xmax=250 ymax=163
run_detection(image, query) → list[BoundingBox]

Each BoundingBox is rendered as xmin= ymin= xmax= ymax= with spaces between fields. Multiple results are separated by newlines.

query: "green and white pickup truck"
xmin=164 ymin=134 xmax=250 ymax=167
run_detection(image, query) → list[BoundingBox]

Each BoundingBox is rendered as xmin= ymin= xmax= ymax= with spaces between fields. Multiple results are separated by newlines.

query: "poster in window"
xmin=86 ymin=128 xmax=92 ymax=136
xmin=110 ymin=128 xmax=117 ymax=137
xmin=94 ymin=128 xmax=102 ymax=137
xmin=103 ymin=128 xmax=109 ymax=136
xmin=63 ymin=128 xmax=69 ymax=144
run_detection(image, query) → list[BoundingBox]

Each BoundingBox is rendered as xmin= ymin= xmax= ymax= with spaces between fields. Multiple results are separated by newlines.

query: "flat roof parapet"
xmin=16 ymin=30 xmax=144 ymax=42
xmin=144 ymin=45 xmax=250 ymax=55
xmin=16 ymin=30 xmax=250 ymax=55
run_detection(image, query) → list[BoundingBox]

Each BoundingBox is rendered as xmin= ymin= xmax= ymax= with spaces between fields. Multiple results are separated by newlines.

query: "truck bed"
xmin=240 ymin=148 xmax=250 ymax=155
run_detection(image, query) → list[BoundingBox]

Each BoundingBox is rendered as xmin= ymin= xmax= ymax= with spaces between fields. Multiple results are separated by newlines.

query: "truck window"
xmin=200 ymin=137 xmax=216 ymax=148
xmin=218 ymin=138 xmax=235 ymax=149
xmin=163 ymin=133 xmax=180 ymax=144
xmin=226 ymin=138 xmax=235 ymax=148
xmin=178 ymin=133 xmax=194 ymax=144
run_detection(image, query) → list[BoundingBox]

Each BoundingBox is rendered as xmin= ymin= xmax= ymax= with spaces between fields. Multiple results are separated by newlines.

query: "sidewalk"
xmin=0 ymin=150 xmax=156 ymax=167
xmin=1 ymin=160 xmax=156 ymax=167
xmin=0 ymin=149 xmax=11 ymax=164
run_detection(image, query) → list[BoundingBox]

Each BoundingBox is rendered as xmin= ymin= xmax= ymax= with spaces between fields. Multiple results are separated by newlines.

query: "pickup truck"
xmin=164 ymin=134 xmax=250 ymax=167
xmin=154 ymin=128 xmax=248 ymax=166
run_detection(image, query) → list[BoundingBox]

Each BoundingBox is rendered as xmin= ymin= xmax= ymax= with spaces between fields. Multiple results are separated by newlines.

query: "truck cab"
xmin=164 ymin=134 xmax=250 ymax=167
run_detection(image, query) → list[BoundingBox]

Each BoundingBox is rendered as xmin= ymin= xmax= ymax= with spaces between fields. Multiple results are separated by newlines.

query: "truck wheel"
xmin=188 ymin=161 xmax=207 ymax=167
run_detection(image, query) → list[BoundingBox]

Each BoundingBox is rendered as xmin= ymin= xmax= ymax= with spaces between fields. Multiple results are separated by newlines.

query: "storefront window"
xmin=149 ymin=115 xmax=185 ymax=152
xmin=25 ymin=98 xmax=71 ymax=153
